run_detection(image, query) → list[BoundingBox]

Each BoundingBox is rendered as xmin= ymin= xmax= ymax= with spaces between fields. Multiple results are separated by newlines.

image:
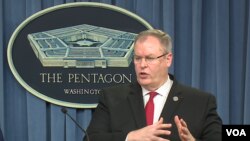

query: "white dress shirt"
xmin=125 ymin=76 xmax=173 ymax=141
xmin=142 ymin=75 xmax=173 ymax=124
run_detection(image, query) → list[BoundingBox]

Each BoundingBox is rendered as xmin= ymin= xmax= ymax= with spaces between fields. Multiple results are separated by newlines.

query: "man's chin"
xmin=138 ymin=80 xmax=151 ymax=87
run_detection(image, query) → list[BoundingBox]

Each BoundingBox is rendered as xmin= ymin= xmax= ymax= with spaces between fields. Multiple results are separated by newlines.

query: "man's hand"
xmin=174 ymin=115 xmax=196 ymax=141
xmin=127 ymin=117 xmax=172 ymax=141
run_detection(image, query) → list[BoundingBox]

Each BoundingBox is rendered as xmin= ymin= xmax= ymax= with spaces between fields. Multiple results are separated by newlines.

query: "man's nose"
xmin=140 ymin=58 xmax=148 ymax=68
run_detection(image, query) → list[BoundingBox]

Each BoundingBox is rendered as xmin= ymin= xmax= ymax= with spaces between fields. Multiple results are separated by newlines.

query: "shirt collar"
xmin=142 ymin=75 xmax=173 ymax=98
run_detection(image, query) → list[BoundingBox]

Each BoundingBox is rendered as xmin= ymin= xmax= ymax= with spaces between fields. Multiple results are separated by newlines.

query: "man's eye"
xmin=134 ymin=57 xmax=141 ymax=60
xmin=146 ymin=57 xmax=155 ymax=61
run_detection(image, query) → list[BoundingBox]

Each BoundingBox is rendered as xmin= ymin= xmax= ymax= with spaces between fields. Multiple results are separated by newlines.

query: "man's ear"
xmin=166 ymin=53 xmax=173 ymax=67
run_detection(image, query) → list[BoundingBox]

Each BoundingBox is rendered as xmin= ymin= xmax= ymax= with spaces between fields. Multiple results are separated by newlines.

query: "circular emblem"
xmin=7 ymin=2 xmax=152 ymax=108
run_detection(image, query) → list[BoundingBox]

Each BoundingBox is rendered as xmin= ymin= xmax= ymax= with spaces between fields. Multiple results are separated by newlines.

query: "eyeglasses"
xmin=133 ymin=53 xmax=168 ymax=64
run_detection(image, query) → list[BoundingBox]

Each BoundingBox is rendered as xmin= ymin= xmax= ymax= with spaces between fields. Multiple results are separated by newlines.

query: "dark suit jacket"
xmin=86 ymin=75 xmax=222 ymax=141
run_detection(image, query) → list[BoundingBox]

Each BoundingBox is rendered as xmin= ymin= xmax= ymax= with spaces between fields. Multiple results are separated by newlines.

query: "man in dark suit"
xmin=86 ymin=29 xmax=222 ymax=141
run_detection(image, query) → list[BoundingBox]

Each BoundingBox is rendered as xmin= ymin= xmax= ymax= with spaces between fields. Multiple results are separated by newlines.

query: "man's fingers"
xmin=174 ymin=115 xmax=182 ymax=129
xmin=154 ymin=129 xmax=171 ymax=136
xmin=158 ymin=123 xmax=172 ymax=129
xmin=180 ymin=118 xmax=187 ymax=127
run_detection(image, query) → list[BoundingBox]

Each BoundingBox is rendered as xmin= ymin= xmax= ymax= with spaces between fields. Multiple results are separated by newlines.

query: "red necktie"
xmin=145 ymin=91 xmax=157 ymax=125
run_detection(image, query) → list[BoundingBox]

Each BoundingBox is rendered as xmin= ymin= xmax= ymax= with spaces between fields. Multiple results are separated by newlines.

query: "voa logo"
xmin=226 ymin=129 xmax=246 ymax=136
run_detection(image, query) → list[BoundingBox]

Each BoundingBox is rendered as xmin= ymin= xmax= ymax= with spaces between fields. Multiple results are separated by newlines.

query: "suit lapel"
xmin=127 ymin=75 xmax=184 ymax=127
xmin=160 ymin=79 xmax=183 ymax=123
xmin=127 ymin=83 xmax=146 ymax=128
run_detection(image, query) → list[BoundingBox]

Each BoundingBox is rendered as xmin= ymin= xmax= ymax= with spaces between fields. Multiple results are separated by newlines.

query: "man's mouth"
xmin=139 ymin=72 xmax=148 ymax=78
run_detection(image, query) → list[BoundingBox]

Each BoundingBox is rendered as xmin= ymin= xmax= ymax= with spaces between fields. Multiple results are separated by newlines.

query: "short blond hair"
xmin=134 ymin=29 xmax=172 ymax=53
